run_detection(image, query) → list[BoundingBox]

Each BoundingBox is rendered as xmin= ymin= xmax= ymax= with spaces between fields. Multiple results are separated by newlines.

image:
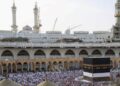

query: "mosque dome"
xmin=37 ymin=80 xmax=56 ymax=86
xmin=0 ymin=79 xmax=21 ymax=86
xmin=23 ymin=25 xmax=32 ymax=31
xmin=19 ymin=25 xmax=33 ymax=33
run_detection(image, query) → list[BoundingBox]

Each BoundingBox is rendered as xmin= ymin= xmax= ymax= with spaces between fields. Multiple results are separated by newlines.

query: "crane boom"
xmin=65 ymin=24 xmax=81 ymax=34
xmin=70 ymin=24 xmax=81 ymax=30
xmin=53 ymin=18 xmax=58 ymax=31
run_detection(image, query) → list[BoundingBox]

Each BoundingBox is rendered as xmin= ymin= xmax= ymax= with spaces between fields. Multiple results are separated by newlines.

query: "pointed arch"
xmin=17 ymin=50 xmax=29 ymax=56
xmin=23 ymin=62 xmax=28 ymax=71
xmin=36 ymin=62 xmax=40 ymax=71
xmin=79 ymin=50 xmax=88 ymax=55
xmin=92 ymin=50 xmax=102 ymax=55
xmin=41 ymin=62 xmax=46 ymax=71
xmin=34 ymin=50 xmax=45 ymax=56
xmin=1 ymin=50 xmax=13 ymax=57
xmin=105 ymin=49 xmax=115 ymax=56
xmin=65 ymin=50 xmax=75 ymax=56
xmin=53 ymin=61 xmax=57 ymax=65
xmin=17 ymin=62 xmax=22 ymax=72
xmin=1 ymin=50 xmax=14 ymax=60
xmin=50 ymin=50 xmax=61 ymax=56
xmin=119 ymin=52 xmax=120 ymax=56
xmin=12 ymin=63 xmax=16 ymax=72
xmin=69 ymin=61 xmax=74 ymax=70
xmin=8 ymin=63 xmax=12 ymax=73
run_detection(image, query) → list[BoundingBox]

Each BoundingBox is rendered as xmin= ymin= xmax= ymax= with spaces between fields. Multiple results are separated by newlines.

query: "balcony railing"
xmin=49 ymin=56 xmax=62 ymax=58
xmin=17 ymin=56 xmax=30 ymax=59
xmin=0 ymin=42 xmax=120 ymax=48
xmin=0 ymin=56 xmax=14 ymax=60
xmin=34 ymin=56 xmax=46 ymax=58
xmin=64 ymin=55 xmax=76 ymax=58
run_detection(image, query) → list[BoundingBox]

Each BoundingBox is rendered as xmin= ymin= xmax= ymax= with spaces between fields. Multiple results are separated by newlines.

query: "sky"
xmin=0 ymin=0 xmax=116 ymax=33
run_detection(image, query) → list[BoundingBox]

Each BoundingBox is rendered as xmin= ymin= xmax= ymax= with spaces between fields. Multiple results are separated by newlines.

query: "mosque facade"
xmin=0 ymin=0 xmax=120 ymax=74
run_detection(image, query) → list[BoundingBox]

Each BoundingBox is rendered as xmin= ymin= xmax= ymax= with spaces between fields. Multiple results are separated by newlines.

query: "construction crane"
xmin=65 ymin=25 xmax=81 ymax=34
xmin=52 ymin=18 xmax=58 ymax=31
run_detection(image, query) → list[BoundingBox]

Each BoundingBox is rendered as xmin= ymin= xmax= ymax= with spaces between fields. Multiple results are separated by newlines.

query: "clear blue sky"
xmin=0 ymin=0 xmax=116 ymax=33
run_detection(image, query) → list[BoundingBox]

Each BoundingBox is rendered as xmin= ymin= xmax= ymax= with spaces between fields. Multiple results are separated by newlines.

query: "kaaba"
xmin=83 ymin=57 xmax=111 ymax=82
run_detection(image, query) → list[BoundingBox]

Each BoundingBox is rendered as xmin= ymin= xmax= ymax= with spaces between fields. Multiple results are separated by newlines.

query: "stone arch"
xmin=59 ymin=61 xmax=62 ymax=64
xmin=2 ymin=63 xmax=7 ymax=73
xmin=41 ymin=62 xmax=46 ymax=71
xmin=110 ymin=60 xmax=113 ymax=68
xmin=53 ymin=61 xmax=58 ymax=65
xmin=29 ymin=62 xmax=33 ymax=72
xmin=79 ymin=61 xmax=83 ymax=69
xmin=58 ymin=61 xmax=63 ymax=71
xmin=119 ymin=61 xmax=120 ymax=68
xmin=50 ymin=50 xmax=61 ymax=56
xmin=79 ymin=50 xmax=88 ymax=55
xmin=64 ymin=61 xmax=68 ymax=70
xmin=0 ymin=65 xmax=2 ymax=74
xmin=1 ymin=50 xmax=14 ymax=60
xmin=65 ymin=50 xmax=75 ymax=56
xmin=17 ymin=50 xmax=29 ymax=56
xmin=1 ymin=50 xmax=13 ymax=56
xmin=36 ymin=62 xmax=40 ymax=71
xmin=48 ymin=62 xmax=52 ymax=71
xmin=74 ymin=61 xmax=80 ymax=69
xmin=8 ymin=63 xmax=12 ymax=73
xmin=69 ymin=61 xmax=74 ymax=70
xmin=53 ymin=61 xmax=58 ymax=71
xmin=23 ymin=62 xmax=28 ymax=71
xmin=34 ymin=50 xmax=45 ymax=56
xmin=105 ymin=49 xmax=115 ymax=56
xmin=12 ymin=63 xmax=16 ymax=72
xmin=17 ymin=62 xmax=22 ymax=72
xmin=92 ymin=50 xmax=102 ymax=55
xmin=113 ymin=61 xmax=117 ymax=68
xmin=119 ymin=52 xmax=120 ymax=56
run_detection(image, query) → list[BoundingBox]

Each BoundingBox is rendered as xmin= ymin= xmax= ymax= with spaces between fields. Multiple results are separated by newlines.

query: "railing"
xmin=0 ymin=42 xmax=120 ymax=48
xmin=34 ymin=56 xmax=46 ymax=58
xmin=0 ymin=56 xmax=14 ymax=60
xmin=64 ymin=55 xmax=76 ymax=58
xmin=17 ymin=56 xmax=30 ymax=59
xmin=49 ymin=56 xmax=62 ymax=58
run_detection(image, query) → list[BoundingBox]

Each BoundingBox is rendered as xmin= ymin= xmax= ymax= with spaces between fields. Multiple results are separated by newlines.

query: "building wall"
xmin=0 ymin=47 xmax=120 ymax=74
xmin=0 ymin=47 xmax=119 ymax=59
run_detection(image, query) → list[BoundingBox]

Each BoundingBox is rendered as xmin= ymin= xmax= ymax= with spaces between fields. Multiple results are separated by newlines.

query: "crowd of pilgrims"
xmin=0 ymin=69 xmax=119 ymax=86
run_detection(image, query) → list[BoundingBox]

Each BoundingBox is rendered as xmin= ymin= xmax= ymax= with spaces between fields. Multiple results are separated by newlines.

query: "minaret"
xmin=11 ymin=0 xmax=18 ymax=33
xmin=33 ymin=2 xmax=41 ymax=33
xmin=115 ymin=0 xmax=120 ymax=26
xmin=112 ymin=0 xmax=120 ymax=41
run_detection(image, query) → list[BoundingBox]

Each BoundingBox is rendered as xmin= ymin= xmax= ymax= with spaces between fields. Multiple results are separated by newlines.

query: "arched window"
xmin=79 ymin=50 xmax=88 ymax=55
xmin=105 ymin=49 xmax=115 ymax=56
xmin=92 ymin=50 xmax=102 ymax=55
xmin=65 ymin=50 xmax=75 ymax=56
xmin=17 ymin=50 xmax=29 ymax=56
xmin=1 ymin=50 xmax=13 ymax=56
xmin=50 ymin=50 xmax=61 ymax=56
xmin=34 ymin=50 xmax=45 ymax=56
